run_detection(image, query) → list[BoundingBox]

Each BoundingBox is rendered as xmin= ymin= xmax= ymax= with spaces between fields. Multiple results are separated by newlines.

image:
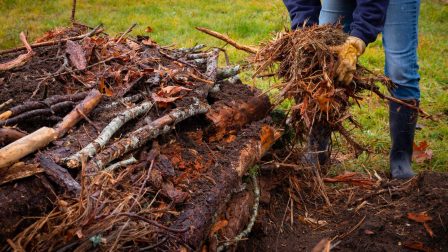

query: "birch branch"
xmin=64 ymin=101 xmax=153 ymax=168
xmin=86 ymin=99 xmax=210 ymax=171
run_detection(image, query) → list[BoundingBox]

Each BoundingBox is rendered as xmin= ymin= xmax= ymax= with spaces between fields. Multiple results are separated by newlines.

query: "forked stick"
xmin=196 ymin=27 xmax=258 ymax=54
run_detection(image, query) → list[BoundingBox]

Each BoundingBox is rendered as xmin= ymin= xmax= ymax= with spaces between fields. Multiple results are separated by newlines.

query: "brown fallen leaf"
xmin=98 ymin=78 xmax=114 ymax=96
xmin=413 ymin=141 xmax=433 ymax=163
xmin=66 ymin=40 xmax=87 ymax=70
xmin=209 ymin=219 xmax=228 ymax=237
xmin=160 ymin=86 xmax=192 ymax=96
xmin=311 ymin=238 xmax=331 ymax=252
xmin=403 ymin=241 xmax=433 ymax=252
xmin=423 ymin=222 xmax=434 ymax=237
xmin=145 ymin=26 xmax=154 ymax=33
xmin=407 ymin=212 xmax=432 ymax=223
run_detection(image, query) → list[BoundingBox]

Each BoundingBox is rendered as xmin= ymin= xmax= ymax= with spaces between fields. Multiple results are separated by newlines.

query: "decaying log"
xmin=196 ymin=27 xmax=258 ymax=54
xmin=86 ymin=98 xmax=210 ymax=171
xmin=0 ymin=32 xmax=35 ymax=72
xmin=64 ymin=101 xmax=154 ymax=168
xmin=206 ymin=95 xmax=271 ymax=141
xmin=0 ymin=128 xmax=27 ymax=146
xmin=171 ymin=125 xmax=280 ymax=249
xmin=0 ymin=90 xmax=102 ymax=169
xmin=39 ymin=156 xmax=80 ymax=196
xmin=0 ymin=92 xmax=88 ymax=121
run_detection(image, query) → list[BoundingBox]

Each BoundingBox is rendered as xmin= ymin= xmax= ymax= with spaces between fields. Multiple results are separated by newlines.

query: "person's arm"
xmin=350 ymin=0 xmax=389 ymax=44
xmin=282 ymin=0 xmax=321 ymax=30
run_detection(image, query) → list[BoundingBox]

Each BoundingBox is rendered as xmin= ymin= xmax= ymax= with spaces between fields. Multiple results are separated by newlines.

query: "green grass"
xmin=1 ymin=0 xmax=447 ymax=173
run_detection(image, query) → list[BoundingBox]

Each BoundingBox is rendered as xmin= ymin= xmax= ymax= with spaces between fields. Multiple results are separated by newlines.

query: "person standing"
xmin=282 ymin=0 xmax=421 ymax=179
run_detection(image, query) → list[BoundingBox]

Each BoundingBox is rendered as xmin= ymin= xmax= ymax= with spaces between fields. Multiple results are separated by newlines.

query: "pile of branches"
xmin=251 ymin=24 xmax=394 ymax=154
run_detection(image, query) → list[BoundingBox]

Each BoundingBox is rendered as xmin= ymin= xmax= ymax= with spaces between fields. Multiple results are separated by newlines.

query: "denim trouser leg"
xmin=319 ymin=0 xmax=356 ymax=32
xmin=383 ymin=0 xmax=421 ymax=100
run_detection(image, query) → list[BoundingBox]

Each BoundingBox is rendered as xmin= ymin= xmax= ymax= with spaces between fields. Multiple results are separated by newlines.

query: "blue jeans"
xmin=319 ymin=0 xmax=421 ymax=100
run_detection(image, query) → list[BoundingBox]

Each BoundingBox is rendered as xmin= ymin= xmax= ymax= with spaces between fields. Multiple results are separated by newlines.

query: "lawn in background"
xmin=1 ymin=0 xmax=447 ymax=173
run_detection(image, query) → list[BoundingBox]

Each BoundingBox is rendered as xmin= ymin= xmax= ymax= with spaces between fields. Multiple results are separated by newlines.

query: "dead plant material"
xmin=323 ymin=171 xmax=376 ymax=188
xmin=0 ymin=32 xmax=35 ymax=72
xmin=251 ymin=24 xmax=396 ymax=153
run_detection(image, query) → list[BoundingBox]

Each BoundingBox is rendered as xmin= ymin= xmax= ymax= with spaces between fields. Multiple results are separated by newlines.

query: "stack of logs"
xmin=0 ymin=24 xmax=279 ymax=251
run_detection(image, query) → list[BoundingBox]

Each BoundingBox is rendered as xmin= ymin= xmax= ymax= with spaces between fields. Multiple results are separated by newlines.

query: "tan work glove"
xmin=332 ymin=36 xmax=366 ymax=85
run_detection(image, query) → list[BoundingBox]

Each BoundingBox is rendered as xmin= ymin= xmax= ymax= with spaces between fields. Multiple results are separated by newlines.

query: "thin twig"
xmin=71 ymin=0 xmax=77 ymax=23
xmin=0 ymin=24 xmax=103 ymax=55
xmin=117 ymin=23 xmax=137 ymax=43
xmin=196 ymin=27 xmax=258 ymax=54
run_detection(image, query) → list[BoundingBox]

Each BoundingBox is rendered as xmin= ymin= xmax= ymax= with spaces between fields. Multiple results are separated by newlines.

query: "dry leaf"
xmin=160 ymin=86 xmax=192 ymax=96
xmin=403 ymin=241 xmax=433 ymax=252
xmin=209 ymin=219 xmax=229 ymax=237
xmin=407 ymin=212 xmax=432 ymax=223
xmin=423 ymin=222 xmax=435 ymax=237
xmin=98 ymin=78 xmax=114 ymax=96
xmin=145 ymin=26 xmax=153 ymax=33
xmin=413 ymin=141 xmax=433 ymax=163
xmin=66 ymin=40 xmax=87 ymax=70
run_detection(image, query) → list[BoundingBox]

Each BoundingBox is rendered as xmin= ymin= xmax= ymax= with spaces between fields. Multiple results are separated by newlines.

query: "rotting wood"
xmin=0 ymin=32 xmax=35 ymax=72
xmin=206 ymin=95 xmax=271 ymax=142
xmin=171 ymin=124 xmax=280 ymax=249
xmin=196 ymin=27 xmax=258 ymax=54
xmin=0 ymin=90 xmax=102 ymax=169
xmin=216 ymin=65 xmax=240 ymax=81
xmin=39 ymin=156 xmax=80 ymax=196
xmin=86 ymin=98 xmax=210 ymax=171
xmin=104 ymin=156 xmax=138 ymax=172
xmin=64 ymin=101 xmax=154 ymax=169
xmin=0 ymin=162 xmax=43 ymax=186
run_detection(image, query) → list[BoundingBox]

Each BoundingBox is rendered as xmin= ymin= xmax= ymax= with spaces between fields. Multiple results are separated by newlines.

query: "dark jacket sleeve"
xmin=350 ymin=0 xmax=389 ymax=44
xmin=282 ymin=0 xmax=321 ymax=29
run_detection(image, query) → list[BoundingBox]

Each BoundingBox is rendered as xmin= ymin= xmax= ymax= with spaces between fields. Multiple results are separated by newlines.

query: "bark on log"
xmin=39 ymin=156 xmax=80 ymax=196
xmin=86 ymin=99 xmax=210 ymax=171
xmin=206 ymin=95 xmax=271 ymax=142
xmin=0 ymin=90 xmax=102 ymax=169
xmin=171 ymin=125 xmax=280 ymax=249
xmin=0 ymin=127 xmax=57 ymax=169
xmin=0 ymin=32 xmax=34 ymax=72
xmin=64 ymin=101 xmax=153 ymax=168
xmin=0 ymin=128 xmax=27 ymax=146
xmin=54 ymin=89 xmax=102 ymax=138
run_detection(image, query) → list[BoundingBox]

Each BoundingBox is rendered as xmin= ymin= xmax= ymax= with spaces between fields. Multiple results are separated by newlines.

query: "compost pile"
xmin=0 ymin=24 xmax=278 ymax=251
xmin=252 ymin=25 xmax=393 ymax=154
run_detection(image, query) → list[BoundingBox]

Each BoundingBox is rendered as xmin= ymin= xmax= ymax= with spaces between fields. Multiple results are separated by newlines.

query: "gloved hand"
xmin=332 ymin=36 xmax=366 ymax=85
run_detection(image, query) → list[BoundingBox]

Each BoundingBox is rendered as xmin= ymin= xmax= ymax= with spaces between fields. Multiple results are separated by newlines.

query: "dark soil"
xmin=239 ymin=170 xmax=448 ymax=252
